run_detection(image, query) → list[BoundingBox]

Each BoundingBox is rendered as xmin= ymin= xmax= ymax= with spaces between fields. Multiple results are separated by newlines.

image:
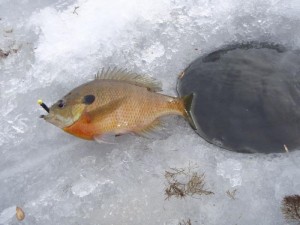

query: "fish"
xmin=40 ymin=68 xmax=196 ymax=141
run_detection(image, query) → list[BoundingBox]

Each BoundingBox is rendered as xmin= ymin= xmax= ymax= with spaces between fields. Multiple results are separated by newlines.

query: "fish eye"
xmin=57 ymin=100 xmax=65 ymax=108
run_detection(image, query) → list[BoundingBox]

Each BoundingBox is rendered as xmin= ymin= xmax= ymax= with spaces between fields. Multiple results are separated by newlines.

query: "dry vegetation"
xmin=0 ymin=49 xmax=10 ymax=58
xmin=16 ymin=206 xmax=25 ymax=221
xmin=179 ymin=218 xmax=192 ymax=225
xmin=165 ymin=165 xmax=214 ymax=199
xmin=281 ymin=195 xmax=300 ymax=223
xmin=226 ymin=189 xmax=237 ymax=200
xmin=0 ymin=48 xmax=18 ymax=59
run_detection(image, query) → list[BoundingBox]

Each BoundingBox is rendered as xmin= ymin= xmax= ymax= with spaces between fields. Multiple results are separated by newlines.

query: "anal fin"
xmin=134 ymin=119 xmax=166 ymax=139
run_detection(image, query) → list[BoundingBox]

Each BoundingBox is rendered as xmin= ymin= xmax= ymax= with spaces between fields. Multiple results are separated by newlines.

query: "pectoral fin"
xmin=86 ymin=97 xmax=126 ymax=122
xmin=94 ymin=133 xmax=117 ymax=144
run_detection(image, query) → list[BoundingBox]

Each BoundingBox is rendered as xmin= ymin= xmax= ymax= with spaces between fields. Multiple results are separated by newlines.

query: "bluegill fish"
xmin=40 ymin=68 xmax=196 ymax=141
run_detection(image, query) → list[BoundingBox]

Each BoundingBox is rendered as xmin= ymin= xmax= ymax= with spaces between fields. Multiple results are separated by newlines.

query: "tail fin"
xmin=182 ymin=93 xmax=197 ymax=130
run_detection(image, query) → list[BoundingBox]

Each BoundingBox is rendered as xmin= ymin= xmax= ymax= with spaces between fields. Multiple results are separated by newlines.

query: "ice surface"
xmin=1 ymin=0 xmax=300 ymax=224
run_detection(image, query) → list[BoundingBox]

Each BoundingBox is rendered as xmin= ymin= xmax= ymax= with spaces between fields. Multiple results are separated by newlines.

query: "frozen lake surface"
xmin=1 ymin=0 xmax=300 ymax=224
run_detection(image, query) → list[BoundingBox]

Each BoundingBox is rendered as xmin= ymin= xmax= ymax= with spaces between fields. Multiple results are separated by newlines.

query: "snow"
xmin=1 ymin=0 xmax=300 ymax=224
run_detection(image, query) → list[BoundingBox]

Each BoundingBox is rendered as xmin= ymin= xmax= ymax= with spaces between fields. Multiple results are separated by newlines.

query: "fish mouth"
xmin=39 ymin=109 xmax=51 ymax=120
xmin=41 ymin=112 xmax=61 ymax=128
xmin=41 ymin=112 xmax=75 ymax=129
xmin=41 ymin=113 xmax=53 ymax=123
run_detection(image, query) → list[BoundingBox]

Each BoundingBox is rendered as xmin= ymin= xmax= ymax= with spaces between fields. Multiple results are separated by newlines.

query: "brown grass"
xmin=179 ymin=218 xmax=192 ymax=225
xmin=281 ymin=195 xmax=300 ymax=223
xmin=0 ymin=49 xmax=9 ymax=58
xmin=226 ymin=189 xmax=237 ymax=200
xmin=165 ymin=165 xmax=214 ymax=199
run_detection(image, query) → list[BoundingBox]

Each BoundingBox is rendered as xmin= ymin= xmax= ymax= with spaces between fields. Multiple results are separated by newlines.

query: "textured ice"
xmin=1 ymin=0 xmax=300 ymax=224
xmin=216 ymin=159 xmax=242 ymax=187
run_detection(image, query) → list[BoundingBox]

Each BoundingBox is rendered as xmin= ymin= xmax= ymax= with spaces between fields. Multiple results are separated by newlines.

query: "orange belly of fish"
xmin=63 ymin=114 xmax=97 ymax=140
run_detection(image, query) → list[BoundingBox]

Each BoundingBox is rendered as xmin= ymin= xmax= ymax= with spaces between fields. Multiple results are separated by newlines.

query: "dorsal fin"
xmin=95 ymin=67 xmax=162 ymax=92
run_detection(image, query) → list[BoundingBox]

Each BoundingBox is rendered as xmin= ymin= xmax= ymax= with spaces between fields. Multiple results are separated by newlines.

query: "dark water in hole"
xmin=177 ymin=42 xmax=300 ymax=153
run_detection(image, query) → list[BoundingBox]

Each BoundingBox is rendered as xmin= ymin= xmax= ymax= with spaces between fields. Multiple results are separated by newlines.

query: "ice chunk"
xmin=71 ymin=179 xmax=99 ymax=197
xmin=217 ymin=159 xmax=242 ymax=187
xmin=141 ymin=42 xmax=165 ymax=64
xmin=0 ymin=206 xmax=16 ymax=225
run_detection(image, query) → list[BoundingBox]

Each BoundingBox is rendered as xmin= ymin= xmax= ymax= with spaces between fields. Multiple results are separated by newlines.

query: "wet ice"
xmin=1 ymin=0 xmax=300 ymax=224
